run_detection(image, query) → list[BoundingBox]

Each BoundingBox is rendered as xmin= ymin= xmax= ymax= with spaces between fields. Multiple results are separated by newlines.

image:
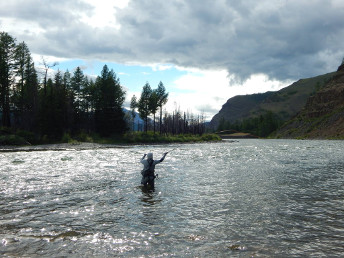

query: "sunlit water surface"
xmin=1 ymin=139 xmax=343 ymax=257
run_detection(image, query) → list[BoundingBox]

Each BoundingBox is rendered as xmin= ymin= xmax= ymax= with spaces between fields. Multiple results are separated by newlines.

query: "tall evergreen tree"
xmin=130 ymin=95 xmax=137 ymax=131
xmin=13 ymin=41 xmax=39 ymax=131
xmin=138 ymin=82 xmax=152 ymax=133
xmin=94 ymin=65 xmax=126 ymax=136
xmin=63 ymin=70 xmax=75 ymax=133
xmin=13 ymin=42 xmax=29 ymax=118
xmin=70 ymin=67 xmax=87 ymax=132
xmin=0 ymin=32 xmax=17 ymax=127
xmin=149 ymin=90 xmax=159 ymax=134
xmin=52 ymin=70 xmax=65 ymax=138
xmin=22 ymin=50 xmax=38 ymax=131
xmin=71 ymin=67 xmax=84 ymax=113
xmin=156 ymin=81 xmax=168 ymax=134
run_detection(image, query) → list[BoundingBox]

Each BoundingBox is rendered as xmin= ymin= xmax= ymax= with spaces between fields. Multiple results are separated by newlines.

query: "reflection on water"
xmin=0 ymin=140 xmax=344 ymax=257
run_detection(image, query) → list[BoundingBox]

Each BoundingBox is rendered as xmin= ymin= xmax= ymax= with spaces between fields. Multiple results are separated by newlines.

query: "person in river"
xmin=140 ymin=152 xmax=168 ymax=189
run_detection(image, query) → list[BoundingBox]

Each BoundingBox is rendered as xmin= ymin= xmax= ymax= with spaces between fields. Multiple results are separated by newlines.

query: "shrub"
xmin=0 ymin=135 xmax=30 ymax=145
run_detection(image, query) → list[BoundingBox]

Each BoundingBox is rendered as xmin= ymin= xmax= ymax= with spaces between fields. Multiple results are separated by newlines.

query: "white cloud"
xmin=166 ymin=68 xmax=292 ymax=120
xmin=150 ymin=64 xmax=173 ymax=72
xmin=80 ymin=0 xmax=129 ymax=29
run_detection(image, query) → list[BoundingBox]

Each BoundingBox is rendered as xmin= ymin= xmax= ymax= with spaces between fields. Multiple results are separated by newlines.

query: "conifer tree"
xmin=94 ymin=65 xmax=126 ymax=136
xmin=138 ymin=82 xmax=152 ymax=133
xmin=149 ymin=90 xmax=159 ymax=134
xmin=130 ymin=95 xmax=137 ymax=131
xmin=156 ymin=81 xmax=168 ymax=134
xmin=0 ymin=32 xmax=16 ymax=127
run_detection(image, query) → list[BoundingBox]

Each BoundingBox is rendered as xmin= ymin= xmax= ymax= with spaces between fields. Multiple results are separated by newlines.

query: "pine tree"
xmin=94 ymin=65 xmax=126 ymax=136
xmin=0 ymin=32 xmax=17 ymax=127
xmin=130 ymin=95 xmax=137 ymax=131
xmin=138 ymin=82 xmax=152 ymax=133
xmin=156 ymin=81 xmax=168 ymax=134
xmin=149 ymin=90 xmax=159 ymax=134
xmin=22 ymin=50 xmax=39 ymax=131
xmin=13 ymin=41 xmax=39 ymax=131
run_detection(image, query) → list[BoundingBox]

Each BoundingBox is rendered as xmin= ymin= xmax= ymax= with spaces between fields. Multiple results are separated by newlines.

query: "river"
xmin=0 ymin=139 xmax=343 ymax=257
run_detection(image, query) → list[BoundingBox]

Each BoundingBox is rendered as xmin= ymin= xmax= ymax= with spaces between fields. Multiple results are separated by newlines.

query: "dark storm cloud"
xmin=1 ymin=0 xmax=344 ymax=81
xmin=114 ymin=0 xmax=344 ymax=80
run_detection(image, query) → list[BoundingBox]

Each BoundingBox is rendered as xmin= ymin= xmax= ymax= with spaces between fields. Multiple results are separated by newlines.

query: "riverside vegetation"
xmin=0 ymin=127 xmax=221 ymax=146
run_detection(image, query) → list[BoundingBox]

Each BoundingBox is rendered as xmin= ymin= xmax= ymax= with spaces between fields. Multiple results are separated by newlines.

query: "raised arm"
xmin=141 ymin=154 xmax=147 ymax=161
xmin=159 ymin=152 xmax=168 ymax=162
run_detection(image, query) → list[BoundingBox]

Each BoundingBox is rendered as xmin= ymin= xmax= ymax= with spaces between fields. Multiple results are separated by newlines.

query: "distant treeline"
xmin=217 ymin=111 xmax=283 ymax=137
xmin=0 ymin=32 xmax=206 ymax=142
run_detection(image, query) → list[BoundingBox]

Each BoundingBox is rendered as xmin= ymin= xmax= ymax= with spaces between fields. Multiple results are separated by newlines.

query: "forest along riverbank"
xmin=1 ymin=139 xmax=343 ymax=257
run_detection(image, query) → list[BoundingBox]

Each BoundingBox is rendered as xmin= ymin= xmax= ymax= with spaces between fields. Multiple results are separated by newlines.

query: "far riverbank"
xmin=0 ymin=131 xmax=221 ymax=151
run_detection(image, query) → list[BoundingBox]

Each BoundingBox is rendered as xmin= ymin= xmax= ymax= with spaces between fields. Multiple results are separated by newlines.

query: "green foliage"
xmin=218 ymin=111 xmax=283 ymax=137
xmin=16 ymin=130 xmax=38 ymax=144
xmin=0 ymin=134 xmax=29 ymax=145
xmin=121 ymin=132 xmax=221 ymax=144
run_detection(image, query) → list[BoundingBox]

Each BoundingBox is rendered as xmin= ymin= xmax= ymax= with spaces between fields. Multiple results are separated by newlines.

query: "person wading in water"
xmin=140 ymin=152 xmax=168 ymax=189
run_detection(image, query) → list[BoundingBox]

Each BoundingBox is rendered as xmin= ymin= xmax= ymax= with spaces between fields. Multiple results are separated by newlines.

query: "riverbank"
xmin=0 ymin=130 xmax=221 ymax=150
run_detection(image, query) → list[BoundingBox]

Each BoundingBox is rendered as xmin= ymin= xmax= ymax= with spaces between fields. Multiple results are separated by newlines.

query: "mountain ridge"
xmin=209 ymin=72 xmax=336 ymax=132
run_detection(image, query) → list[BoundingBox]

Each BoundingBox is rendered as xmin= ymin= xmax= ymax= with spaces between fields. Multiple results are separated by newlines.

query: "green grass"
xmin=121 ymin=132 xmax=221 ymax=144
xmin=60 ymin=131 xmax=221 ymax=145
xmin=0 ymin=126 xmax=221 ymax=146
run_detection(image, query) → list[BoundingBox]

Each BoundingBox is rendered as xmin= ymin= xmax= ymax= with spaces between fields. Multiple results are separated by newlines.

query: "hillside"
xmin=209 ymin=72 xmax=335 ymax=130
xmin=275 ymin=63 xmax=344 ymax=139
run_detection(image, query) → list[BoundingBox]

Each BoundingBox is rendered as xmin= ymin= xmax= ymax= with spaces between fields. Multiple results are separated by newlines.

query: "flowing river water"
xmin=0 ymin=139 xmax=343 ymax=257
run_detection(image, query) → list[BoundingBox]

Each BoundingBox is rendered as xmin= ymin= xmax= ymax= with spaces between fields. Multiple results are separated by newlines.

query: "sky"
xmin=1 ymin=0 xmax=344 ymax=120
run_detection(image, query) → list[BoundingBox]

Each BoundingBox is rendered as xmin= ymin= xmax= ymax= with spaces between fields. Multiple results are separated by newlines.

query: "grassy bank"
xmin=80 ymin=131 xmax=222 ymax=144
xmin=0 ymin=127 xmax=221 ymax=146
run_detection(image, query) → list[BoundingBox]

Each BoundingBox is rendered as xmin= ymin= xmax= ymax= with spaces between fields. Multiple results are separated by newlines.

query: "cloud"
xmin=166 ymin=68 xmax=291 ymax=120
xmin=1 ymin=0 xmax=344 ymax=82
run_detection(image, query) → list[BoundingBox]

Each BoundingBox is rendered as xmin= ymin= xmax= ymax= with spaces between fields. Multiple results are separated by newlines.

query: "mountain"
xmin=274 ymin=63 xmax=344 ymax=139
xmin=209 ymin=72 xmax=335 ymax=130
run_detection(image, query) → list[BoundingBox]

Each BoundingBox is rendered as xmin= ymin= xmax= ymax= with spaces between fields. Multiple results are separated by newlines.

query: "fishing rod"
xmin=143 ymin=148 xmax=176 ymax=156
xmin=165 ymin=148 xmax=176 ymax=154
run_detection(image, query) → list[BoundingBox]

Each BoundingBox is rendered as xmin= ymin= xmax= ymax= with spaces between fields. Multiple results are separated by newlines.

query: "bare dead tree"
xmin=40 ymin=57 xmax=58 ymax=95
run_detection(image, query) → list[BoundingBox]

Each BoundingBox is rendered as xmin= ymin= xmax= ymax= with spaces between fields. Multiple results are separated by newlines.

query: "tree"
xmin=94 ymin=65 xmax=126 ymax=136
xmin=138 ymin=82 xmax=152 ymax=133
xmin=11 ymin=41 xmax=39 ymax=131
xmin=41 ymin=57 xmax=58 ymax=96
xmin=13 ymin=42 xmax=29 ymax=118
xmin=70 ymin=67 xmax=87 ymax=132
xmin=156 ymin=81 xmax=168 ymax=134
xmin=130 ymin=95 xmax=137 ymax=131
xmin=71 ymin=67 xmax=84 ymax=113
xmin=0 ymin=32 xmax=17 ymax=127
xmin=149 ymin=90 xmax=159 ymax=134
xmin=20 ymin=46 xmax=38 ymax=131
xmin=52 ymin=70 xmax=66 ymax=138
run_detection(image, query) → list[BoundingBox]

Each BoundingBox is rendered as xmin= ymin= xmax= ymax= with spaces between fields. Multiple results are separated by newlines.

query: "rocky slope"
xmin=275 ymin=64 xmax=344 ymax=139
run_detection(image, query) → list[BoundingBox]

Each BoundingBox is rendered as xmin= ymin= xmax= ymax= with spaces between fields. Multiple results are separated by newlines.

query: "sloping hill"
xmin=210 ymin=91 xmax=274 ymax=126
xmin=275 ymin=64 xmax=344 ymax=139
xmin=209 ymin=72 xmax=335 ymax=130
